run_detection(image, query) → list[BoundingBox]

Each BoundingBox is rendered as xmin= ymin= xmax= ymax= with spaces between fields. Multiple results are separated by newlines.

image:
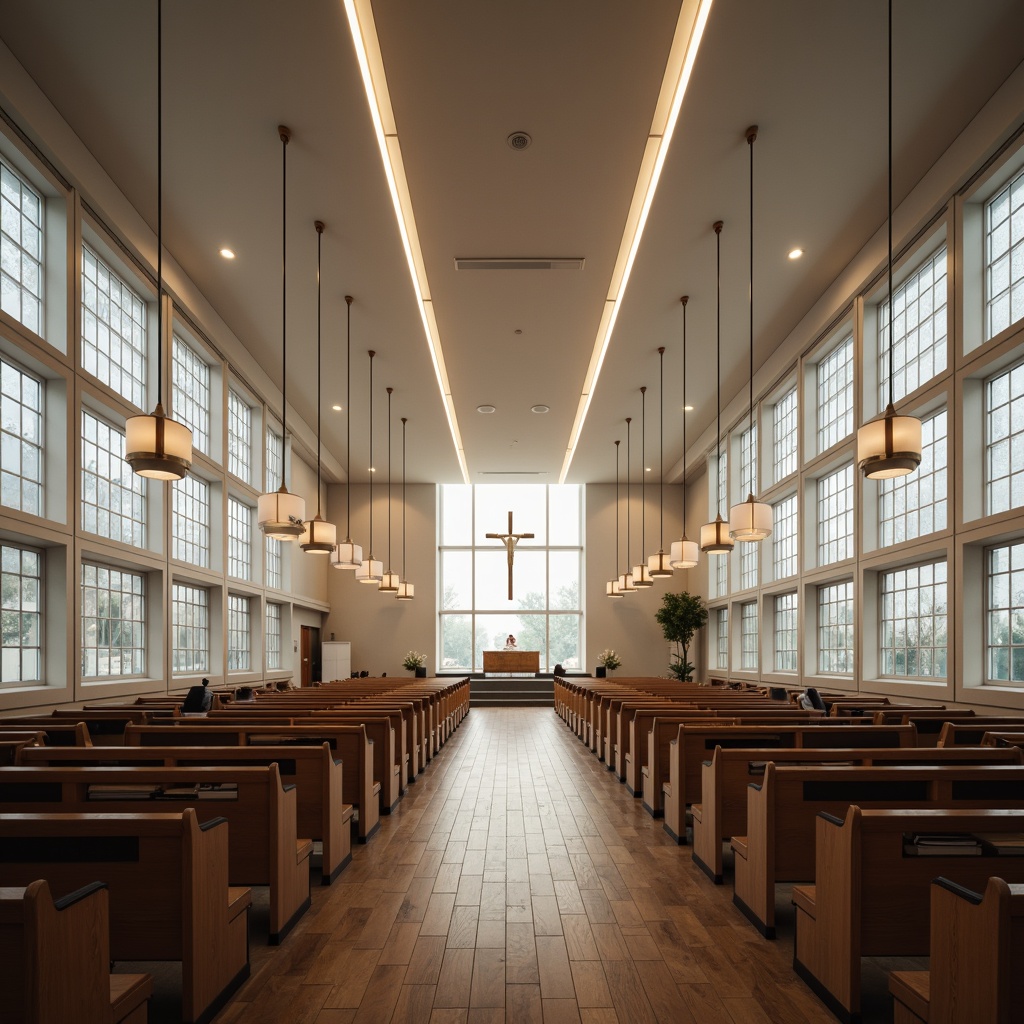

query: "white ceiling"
xmin=2 ymin=0 xmax=1023 ymax=484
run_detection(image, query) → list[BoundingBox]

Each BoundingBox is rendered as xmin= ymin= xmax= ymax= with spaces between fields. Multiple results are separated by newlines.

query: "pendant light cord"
xmin=615 ymin=440 xmax=620 ymax=577
xmin=748 ymin=130 xmax=755 ymax=451
xmin=680 ymin=297 xmax=688 ymax=526
xmin=640 ymin=387 xmax=646 ymax=556
xmin=658 ymin=347 xmax=665 ymax=550
xmin=279 ymin=125 xmax=290 ymax=484
xmin=368 ymin=351 xmax=375 ymax=554
xmin=714 ymin=221 xmax=723 ymax=515
xmin=626 ymin=417 xmax=632 ymax=569
xmin=401 ymin=417 xmax=408 ymax=578
xmin=315 ymin=222 xmax=323 ymax=515
xmin=887 ymin=0 xmax=894 ymax=410
xmin=345 ymin=295 xmax=353 ymax=535
xmin=386 ymin=386 xmax=393 ymax=566
xmin=156 ymin=0 xmax=163 ymax=410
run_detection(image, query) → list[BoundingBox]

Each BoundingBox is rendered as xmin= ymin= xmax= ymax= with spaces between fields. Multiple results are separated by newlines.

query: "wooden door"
xmin=300 ymin=626 xmax=321 ymax=686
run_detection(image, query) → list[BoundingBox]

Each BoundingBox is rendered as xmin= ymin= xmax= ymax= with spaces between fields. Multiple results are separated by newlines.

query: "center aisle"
xmin=215 ymin=708 xmax=845 ymax=1023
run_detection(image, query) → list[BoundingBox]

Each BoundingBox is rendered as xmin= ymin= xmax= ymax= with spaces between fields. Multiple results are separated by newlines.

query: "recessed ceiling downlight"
xmin=477 ymin=405 xmax=496 ymax=414
xmin=531 ymin=405 xmax=550 ymax=414
xmin=507 ymin=131 xmax=532 ymax=151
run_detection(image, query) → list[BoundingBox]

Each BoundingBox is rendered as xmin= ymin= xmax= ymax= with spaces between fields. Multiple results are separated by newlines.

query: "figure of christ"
xmin=485 ymin=510 xmax=535 ymax=600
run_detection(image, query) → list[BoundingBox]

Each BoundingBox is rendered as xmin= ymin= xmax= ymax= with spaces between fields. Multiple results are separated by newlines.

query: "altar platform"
xmin=469 ymin=676 xmax=553 ymax=707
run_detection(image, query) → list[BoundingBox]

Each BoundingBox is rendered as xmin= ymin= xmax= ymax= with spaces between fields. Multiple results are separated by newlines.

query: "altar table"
xmin=482 ymin=650 xmax=540 ymax=674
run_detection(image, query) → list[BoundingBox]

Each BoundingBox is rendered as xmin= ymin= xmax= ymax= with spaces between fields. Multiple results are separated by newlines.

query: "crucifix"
xmin=486 ymin=510 xmax=534 ymax=600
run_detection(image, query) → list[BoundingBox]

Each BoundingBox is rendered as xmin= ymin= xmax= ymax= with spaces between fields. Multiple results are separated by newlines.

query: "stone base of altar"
xmin=469 ymin=676 xmax=554 ymax=707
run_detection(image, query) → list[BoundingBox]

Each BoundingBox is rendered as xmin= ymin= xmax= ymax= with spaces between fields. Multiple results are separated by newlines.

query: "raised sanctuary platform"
xmin=469 ymin=676 xmax=553 ymax=707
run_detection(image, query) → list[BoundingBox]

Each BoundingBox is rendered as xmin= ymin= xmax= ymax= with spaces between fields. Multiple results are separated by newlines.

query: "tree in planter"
xmin=655 ymin=591 xmax=708 ymax=681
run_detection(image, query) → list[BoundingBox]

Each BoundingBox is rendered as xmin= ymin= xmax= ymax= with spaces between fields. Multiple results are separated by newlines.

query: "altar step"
xmin=470 ymin=676 xmax=554 ymax=707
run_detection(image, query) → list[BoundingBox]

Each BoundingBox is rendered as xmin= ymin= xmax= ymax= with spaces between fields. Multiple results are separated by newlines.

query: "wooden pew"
xmin=0 ymin=878 xmax=152 ymax=1024
xmin=731 ymin=763 xmax=1024 ymax=938
xmin=0 ymin=733 xmax=45 ymax=766
xmin=889 ymin=876 xmax=1024 ymax=1023
xmin=2 ymin=712 xmax=150 ymax=745
xmin=0 ymin=721 xmax=90 ymax=746
xmin=983 ymin=731 xmax=1024 ymax=749
xmin=691 ymin=743 xmax=1024 ymax=884
xmin=791 ymin=807 xmax=1024 ymax=1023
xmin=0 ymin=809 xmax=251 ymax=1024
xmin=17 ymin=742 xmax=352 ymax=884
xmin=937 ymin=718 xmax=1024 ymax=747
xmin=124 ymin=721 xmax=380 ymax=842
xmin=0 ymin=764 xmax=312 ymax=943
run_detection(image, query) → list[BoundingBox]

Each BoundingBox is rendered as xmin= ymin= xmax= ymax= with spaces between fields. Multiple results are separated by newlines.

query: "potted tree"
xmin=655 ymin=591 xmax=708 ymax=682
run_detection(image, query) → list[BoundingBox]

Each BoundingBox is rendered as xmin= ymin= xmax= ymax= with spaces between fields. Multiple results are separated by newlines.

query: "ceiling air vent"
xmin=455 ymin=257 xmax=584 ymax=271
xmin=478 ymin=471 xmax=546 ymax=476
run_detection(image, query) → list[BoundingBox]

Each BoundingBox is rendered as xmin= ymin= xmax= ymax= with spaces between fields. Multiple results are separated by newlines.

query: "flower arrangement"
xmin=402 ymin=650 xmax=426 ymax=671
xmin=597 ymin=649 xmax=621 ymax=670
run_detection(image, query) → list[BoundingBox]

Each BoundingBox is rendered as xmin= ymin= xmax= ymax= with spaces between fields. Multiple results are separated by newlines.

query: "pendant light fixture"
xmin=356 ymin=350 xmax=384 ymax=583
xmin=632 ymin=387 xmax=654 ymax=587
xmin=606 ymin=439 xmax=623 ymax=598
xmin=648 ymin=348 xmax=673 ymax=578
xmin=301 ymin=222 xmax=337 ymax=554
xmin=379 ymin=387 xmax=400 ymax=592
xmin=857 ymin=0 xmax=922 ymax=479
xmin=125 ymin=0 xmax=193 ymax=480
xmin=331 ymin=295 xmax=363 ymax=569
xmin=670 ymin=296 xmax=699 ymax=569
xmin=729 ymin=127 xmax=773 ymax=542
xmin=396 ymin=416 xmax=415 ymax=601
xmin=619 ymin=418 xmax=638 ymax=593
xmin=701 ymin=221 xmax=735 ymax=556
xmin=257 ymin=125 xmax=306 ymax=538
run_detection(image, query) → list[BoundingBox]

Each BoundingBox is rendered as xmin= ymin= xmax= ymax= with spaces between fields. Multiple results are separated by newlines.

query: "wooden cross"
xmin=486 ymin=510 xmax=534 ymax=600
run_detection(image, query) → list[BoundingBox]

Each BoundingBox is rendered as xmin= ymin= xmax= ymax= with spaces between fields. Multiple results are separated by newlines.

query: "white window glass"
xmin=714 ymin=550 xmax=728 ymax=599
xmin=716 ymin=607 xmax=728 ymax=670
xmin=740 ymin=601 xmax=758 ymax=671
xmin=0 ymin=355 xmax=43 ymax=515
xmin=880 ymin=562 xmax=947 ymax=679
xmin=985 ymin=361 xmax=1024 ymax=515
xmin=817 ymin=464 xmax=853 ymax=566
xmin=817 ymin=581 xmax=853 ymax=675
xmin=712 ymin=452 xmax=729 ymax=599
xmin=265 ymin=425 xmax=283 ymax=491
xmin=81 ymin=245 xmax=146 ymax=408
xmin=0 ymin=158 xmax=43 ymax=335
xmin=227 ymin=390 xmax=252 ymax=483
xmin=172 ymin=336 xmax=210 ymax=455
xmin=816 ymin=336 xmax=853 ymax=453
xmin=227 ymin=497 xmax=252 ymax=580
xmin=715 ymin=449 xmax=728 ymax=511
xmin=879 ymin=246 xmax=947 ymax=405
xmin=81 ymin=562 xmax=145 ymax=678
xmin=772 ymin=494 xmax=797 ymax=580
xmin=266 ymin=602 xmax=282 ymax=671
xmin=739 ymin=424 xmax=757 ymax=498
xmin=81 ymin=409 xmax=146 ymax=547
xmin=265 ymin=536 xmax=282 ymax=589
xmin=1 ymin=542 xmax=42 ymax=683
xmin=986 ymin=540 xmax=1024 ymax=683
xmin=172 ymin=474 xmax=210 ymax=568
xmin=739 ymin=543 xmax=757 ymax=591
xmin=227 ymin=594 xmax=251 ymax=672
xmin=773 ymin=387 xmax=797 ymax=482
xmin=879 ymin=409 xmax=948 ymax=546
xmin=171 ymin=584 xmax=208 ymax=675
xmin=985 ymin=166 xmax=1024 ymax=340
xmin=774 ymin=592 xmax=798 ymax=672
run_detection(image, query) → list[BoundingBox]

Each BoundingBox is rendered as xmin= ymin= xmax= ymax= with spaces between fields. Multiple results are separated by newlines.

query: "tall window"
xmin=739 ymin=544 xmax=757 ymax=591
xmin=227 ymin=390 xmax=252 ymax=483
xmin=817 ymin=464 xmax=853 ymax=566
xmin=227 ymin=497 xmax=252 ymax=580
xmin=171 ymin=584 xmax=209 ymax=675
xmin=172 ymin=336 xmax=211 ymax=455
xmin=818 ymin=581 xmax=853 ymax=675
xmin=772 ymin=494 xmax=797 ymax=579
xmin=438 ymin=485 xmax=582 ymax=673
xmin=739 ymin=424 xmax=757 ymax=498
xmin=774 ymin=593 xmax=798 ymax=672
xmin=740 ymin=601 xmax=758 ymax=670
xmin=81 ymin=409 xmax=146 ymax=547
xmin=879 ymin=246 xmax=947 ymax=406
xmin=986 ymin=165 xmax=1024 ymax=340
xmin=227 ymin=594 xmax=251 ymax=671
xmin=879 ymin=409 xmax=948 ymax=546
xmin=266 ymin=425 xmax=283 ymax=491
xmin=985 ymin=361 xmax=1024 ymax=515
xmin=1 ymin=542 xmax=42 ymax=683
xmin=172 ymin=474 xmax=210 ymax=567
xmin=0 ymin=356 xmax=43 ymax=515
xmin=81 ymin=562 xmax=145 ymax=679
xmin=772 ymin=387 xmax=797 ymax=482
xmin=712 ymin=452 xmax=729 ymax=599
xmin=81 ymin=245 xmax=146 ymax=408
xmin=816 ymin=336 xmax=853 ymax=453
xmin=0 ymin=158 xmax=43 ymax=335
xmin=986 ymin=540 xmax=1024 ymax=683
xmin=265 ymin=537 xmax=282 ymax=589
xmin=715 ymin=607 xmax=728 ymax=670
xmin=266 ymin=602 xmax=282 ymax=671
xmin=880 ymin=562 xmax=947 ymax=678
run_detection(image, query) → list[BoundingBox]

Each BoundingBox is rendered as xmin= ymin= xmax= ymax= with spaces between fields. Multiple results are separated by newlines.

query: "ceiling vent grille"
xmin=478 ymin=471 xmax=546 ymax=476
xmin=455 ymin=257 xmax=584 ymax=271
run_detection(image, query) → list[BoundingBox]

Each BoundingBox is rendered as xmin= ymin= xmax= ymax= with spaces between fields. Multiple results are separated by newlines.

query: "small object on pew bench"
xmin=903 ymin=831 xmax=983 ymax=856
xmin=975 ymin=830 xmax=1024 ymax=854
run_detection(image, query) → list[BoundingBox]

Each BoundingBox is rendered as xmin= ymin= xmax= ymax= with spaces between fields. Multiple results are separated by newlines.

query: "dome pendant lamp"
xmin=125 ymin=0 xmax=193 ymax=480
xmin=301 ymin=221 xmax=337 ymax=554
xmin=396 ymin=416 xmax=415 ymax=600
xmin=729 ymin=127 xmax=773 ymax=542
xmin=257 ymin=125 xmax=306 ymax=538
xmin=648 ymin=348 xmax=674 ymax=578
xmin=331 ymin=296 xmax=363 ymax=569
xmin=670 ymin=296 xmax=699 ymax=569
xmin=857 ymin=0 xmax=921 ymax=479
xmin=701 ymin=222 xmax=735 ymax=556
xmin=356 ymin=351 xmax=384 ymax=583
xmin=632 ymin=387 xmax=654 ymax=587
xmin=606 ymin=439 xmax=623 ymax=598
xmin=619 ymin=418 xmax=638 ymax=593
xmin=379 ymin=387 xmax=400 ymax=592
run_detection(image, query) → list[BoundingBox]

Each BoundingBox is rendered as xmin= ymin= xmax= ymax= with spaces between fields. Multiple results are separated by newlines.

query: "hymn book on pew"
xmin=903 ymin=832 xmax=983 ymax=856
xmin=974 ymin=831 xmax=1024 ymax=855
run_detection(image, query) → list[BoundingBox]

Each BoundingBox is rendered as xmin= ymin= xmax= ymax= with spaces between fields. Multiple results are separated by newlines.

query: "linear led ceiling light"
xmin=559 ymin=0 xmax=715 ymax=483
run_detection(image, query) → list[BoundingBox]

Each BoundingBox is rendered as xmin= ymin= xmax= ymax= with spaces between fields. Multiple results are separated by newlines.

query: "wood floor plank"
xmin=470 ymin=948 xmax=506 ymax=1008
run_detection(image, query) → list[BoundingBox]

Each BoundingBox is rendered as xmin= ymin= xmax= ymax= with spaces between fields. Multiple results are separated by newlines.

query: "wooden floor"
xmin=192 ymin=707 xmax=908 ymax=1024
